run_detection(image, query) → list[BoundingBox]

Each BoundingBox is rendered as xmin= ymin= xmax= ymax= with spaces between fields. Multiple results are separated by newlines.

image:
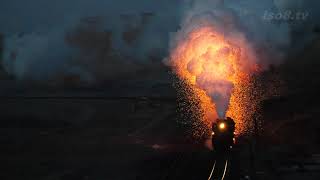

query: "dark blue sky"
xmin=0 ymin=0 xmax=182 ymax=34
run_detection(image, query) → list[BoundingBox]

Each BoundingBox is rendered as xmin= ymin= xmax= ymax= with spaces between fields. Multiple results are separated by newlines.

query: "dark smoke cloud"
xmin=0 ymin=0 xmax=319 ymax=83
xmin=0 ymin=0 xmax=182 ymax=83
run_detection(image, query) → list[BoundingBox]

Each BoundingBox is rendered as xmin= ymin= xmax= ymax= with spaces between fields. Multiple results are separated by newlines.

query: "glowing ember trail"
xmin=168 ymin=25 xmax=260 ymax=135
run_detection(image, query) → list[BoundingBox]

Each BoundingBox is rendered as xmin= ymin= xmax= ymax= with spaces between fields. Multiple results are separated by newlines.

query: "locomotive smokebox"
xmin=212 ymin=117 xmax=236 ymax=151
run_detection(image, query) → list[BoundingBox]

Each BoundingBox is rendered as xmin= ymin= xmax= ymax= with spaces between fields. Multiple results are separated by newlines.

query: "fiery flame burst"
xmin=168 ymin=26 xmax=260 ymax=136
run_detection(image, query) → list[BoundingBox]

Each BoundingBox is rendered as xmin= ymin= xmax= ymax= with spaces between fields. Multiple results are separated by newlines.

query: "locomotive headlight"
xmin=219 ymin=122 xmax=226 ymax=130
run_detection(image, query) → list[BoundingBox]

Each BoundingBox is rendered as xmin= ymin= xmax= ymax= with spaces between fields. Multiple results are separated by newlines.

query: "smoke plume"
xmin=0 ymin=0 xmax=319 ymax=84
xmin=166 ymin=0 xmax=320 ymax=118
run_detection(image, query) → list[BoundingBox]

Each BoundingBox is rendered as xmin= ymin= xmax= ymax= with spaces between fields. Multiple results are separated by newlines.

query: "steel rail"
xmin=207 ymin=159 xmax=229 ymax=180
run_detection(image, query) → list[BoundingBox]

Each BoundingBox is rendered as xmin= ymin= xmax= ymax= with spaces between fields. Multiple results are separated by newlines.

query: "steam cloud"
xmin=197 ymin=78 xmax=234 ymax=118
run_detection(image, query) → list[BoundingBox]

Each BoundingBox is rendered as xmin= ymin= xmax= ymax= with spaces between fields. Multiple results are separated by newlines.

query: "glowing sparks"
xmin=168 ymin=25 xmax=260 ymax=136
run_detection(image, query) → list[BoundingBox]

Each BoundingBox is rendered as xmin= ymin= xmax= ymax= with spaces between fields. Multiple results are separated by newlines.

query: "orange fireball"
xmin=168 ymin=25 xmax=259 ymax=135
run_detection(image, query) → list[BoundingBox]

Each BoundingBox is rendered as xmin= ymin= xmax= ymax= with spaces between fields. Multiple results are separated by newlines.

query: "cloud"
xmin=0 ymin=0 xmax=181 ymax=82
xmin=0 ymin=0 xmax=319 ymax=83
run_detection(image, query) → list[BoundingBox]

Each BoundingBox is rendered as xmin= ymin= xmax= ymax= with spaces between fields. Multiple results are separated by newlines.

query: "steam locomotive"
xmin=212 ymin=117 xmax=235 ymax=151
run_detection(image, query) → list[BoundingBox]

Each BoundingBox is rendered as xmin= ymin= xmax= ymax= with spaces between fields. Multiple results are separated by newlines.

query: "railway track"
xmin=208 ymin=158 xmax=229 ymax=180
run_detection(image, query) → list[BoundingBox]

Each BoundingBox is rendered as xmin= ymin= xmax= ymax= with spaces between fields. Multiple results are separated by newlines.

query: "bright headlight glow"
xmin=219 ymin=122 xmax=226 ymax=130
